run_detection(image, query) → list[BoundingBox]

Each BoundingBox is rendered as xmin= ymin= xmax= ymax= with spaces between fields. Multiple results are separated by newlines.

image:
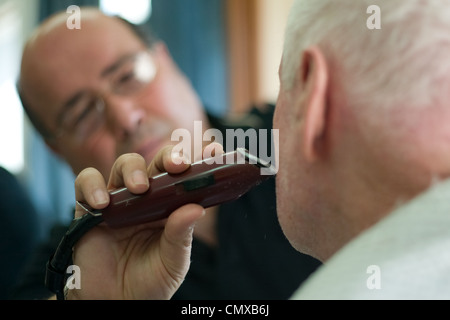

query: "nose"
xmin=103 ymin=95 xmax=145 ymax=140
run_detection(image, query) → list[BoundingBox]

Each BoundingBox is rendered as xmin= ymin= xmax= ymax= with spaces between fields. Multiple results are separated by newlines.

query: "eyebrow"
xmin=100 ymin=53 xmax=136 ymax=78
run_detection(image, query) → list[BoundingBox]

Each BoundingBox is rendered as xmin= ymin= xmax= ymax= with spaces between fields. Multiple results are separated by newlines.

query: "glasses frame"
xmin=51 ymin=50 xmax=158 ymax=143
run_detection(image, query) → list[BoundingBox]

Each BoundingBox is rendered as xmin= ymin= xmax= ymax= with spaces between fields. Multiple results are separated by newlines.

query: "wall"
xmin=226 ymin=0 xmax=293 ymax=113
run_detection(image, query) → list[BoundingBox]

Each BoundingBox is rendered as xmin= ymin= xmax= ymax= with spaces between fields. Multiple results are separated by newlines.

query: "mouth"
xmin=135 ymin=138 xmax=167 ymax=162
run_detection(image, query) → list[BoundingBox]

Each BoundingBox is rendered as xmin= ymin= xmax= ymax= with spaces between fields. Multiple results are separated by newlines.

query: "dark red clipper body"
xmin=77 ymin=148 xmax=276 ymax=228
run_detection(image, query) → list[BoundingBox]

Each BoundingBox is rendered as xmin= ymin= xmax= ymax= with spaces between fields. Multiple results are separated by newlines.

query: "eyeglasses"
xmin=54 ymin=51 xmax=158 ymax=142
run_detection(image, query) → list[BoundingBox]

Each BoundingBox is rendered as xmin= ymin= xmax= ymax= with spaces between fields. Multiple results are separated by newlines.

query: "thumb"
xmin=160 ymin=204 xmax=205 ymax=281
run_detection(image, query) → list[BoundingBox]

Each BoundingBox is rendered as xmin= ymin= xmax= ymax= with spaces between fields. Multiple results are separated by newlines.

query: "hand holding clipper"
xmin=46 ymin=147 xmax=276 ymax=299
xmin=77 ymin=148 xmax=275 ymax=228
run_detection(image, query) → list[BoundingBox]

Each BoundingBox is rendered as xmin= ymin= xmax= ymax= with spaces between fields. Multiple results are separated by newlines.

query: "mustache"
xmin=134 ymin=119 xmax=173 ymax=140
xmin=117 ymin=119 xmax=174 ymax=155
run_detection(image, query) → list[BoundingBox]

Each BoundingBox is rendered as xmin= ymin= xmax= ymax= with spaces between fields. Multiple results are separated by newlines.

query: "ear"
xmin=300 ymin=46 xmax=329 ymax=162
xmin=45 ymin=139 xmax=63 ymax=157
xmin=152 ymin=41 xmax=171 ymax=59
xmin=151 ymin=41 xmax=181 ymax=72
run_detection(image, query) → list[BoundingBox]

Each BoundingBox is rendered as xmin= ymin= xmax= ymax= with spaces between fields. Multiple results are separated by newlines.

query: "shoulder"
xmin=293 ymin=180 xmax=450 ymax=299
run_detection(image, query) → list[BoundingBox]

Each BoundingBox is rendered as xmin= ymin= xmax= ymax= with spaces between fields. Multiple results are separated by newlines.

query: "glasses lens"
xmin=61 ymin=97 xmax=104 ymax=141
xmin=75 ymin=99 xmax=105 ymax=141
xmin=112 ymin=52 xmax=157 ymax=96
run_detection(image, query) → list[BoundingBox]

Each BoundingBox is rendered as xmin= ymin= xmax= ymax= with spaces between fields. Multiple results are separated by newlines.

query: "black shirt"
xmin=0 ymin=167 xmax=40 ymax=299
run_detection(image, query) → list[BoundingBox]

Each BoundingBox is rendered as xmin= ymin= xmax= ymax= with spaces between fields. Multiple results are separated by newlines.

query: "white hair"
xmin=281 ymin=0 xmax=450 ymax=110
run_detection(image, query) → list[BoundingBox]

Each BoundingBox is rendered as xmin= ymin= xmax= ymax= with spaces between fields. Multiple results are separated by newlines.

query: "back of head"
xmin=275 ymin=0 xmax=450 ymax=261
xmin=282 ymin=0 xmax=450 ymax=112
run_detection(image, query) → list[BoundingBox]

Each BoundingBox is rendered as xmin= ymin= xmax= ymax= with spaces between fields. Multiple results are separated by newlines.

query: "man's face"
xmin=273 ymin=77 xmax=302 ymax=250
xmin=22 ymin=14 xmax=206 ymax=178
xmin=273 ymin=59 xmax=320 ymax=256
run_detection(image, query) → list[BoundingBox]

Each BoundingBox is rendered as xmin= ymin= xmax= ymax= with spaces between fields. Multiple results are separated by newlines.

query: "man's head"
xmin=19 ymin=7 xmax=208 ymax=178
xmin=274 ymin=0 xmax=450 ymax=261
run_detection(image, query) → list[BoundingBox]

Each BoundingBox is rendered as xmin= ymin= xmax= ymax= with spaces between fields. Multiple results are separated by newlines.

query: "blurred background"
xmin=0 ymin=0 xmax=293 ymax=240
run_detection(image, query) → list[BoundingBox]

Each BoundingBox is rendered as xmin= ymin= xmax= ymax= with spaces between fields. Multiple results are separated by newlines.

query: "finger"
xmin=74 ymin=167 xmax=109 ymax=217
xmin=160 ymin=204 xmax=205 ymax=279
xmin=147 ymin=145 xmax=191 ymax=177
xmin=107 ymin=153 xmax=149 ymax=194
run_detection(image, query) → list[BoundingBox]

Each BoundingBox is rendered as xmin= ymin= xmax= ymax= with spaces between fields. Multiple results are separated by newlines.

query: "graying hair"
xmin=281 ymin=0 xmax=450 ymax=110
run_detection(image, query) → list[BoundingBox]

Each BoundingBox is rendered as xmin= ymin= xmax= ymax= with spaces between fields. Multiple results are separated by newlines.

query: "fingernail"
xmin=93 ymin=189 xmax=109 ymax=206
xmin=132 ymin=170 xmax=149 ymax=187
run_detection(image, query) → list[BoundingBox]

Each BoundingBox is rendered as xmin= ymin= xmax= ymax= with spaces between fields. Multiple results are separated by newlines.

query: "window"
xmin=0 ymin=0 xmax=26 ymax=173
xmin=100 ymin=0 xmax=152 ymax=24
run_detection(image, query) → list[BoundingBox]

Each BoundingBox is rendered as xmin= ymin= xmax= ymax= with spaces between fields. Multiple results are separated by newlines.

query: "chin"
xmin=144 ymin=139 xmax=175 ymax=163
xmin=276 ymin=174 xmax=308 ymax=253
xmin=276 ymin=182 xmax=295 ymax=240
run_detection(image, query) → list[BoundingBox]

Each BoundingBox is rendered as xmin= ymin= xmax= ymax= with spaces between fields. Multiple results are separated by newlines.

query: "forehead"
xmin=32 ymin=16 xmax=143 ymax=88
xmin=52 ymin=16 xmax=143 ymax=66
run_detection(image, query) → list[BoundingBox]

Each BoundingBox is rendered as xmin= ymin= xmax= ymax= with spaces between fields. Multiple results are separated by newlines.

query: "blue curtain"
xmin=149 ymin=0 xmax=228 ymax=116
xmin=25 ymin=0 xmax=229 ymax=238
